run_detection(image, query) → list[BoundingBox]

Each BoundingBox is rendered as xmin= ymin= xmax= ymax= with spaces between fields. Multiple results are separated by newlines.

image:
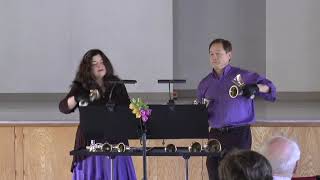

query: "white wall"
xmin=174 ymin=0 xmax=320 ymax=92
xmin=267 ymin=0 xmax=320 ymax=92
xmin=173 ymin=0 xmax=266 ymax=90
xmin=0 ymin=0 xmax=172 ymax=93
xmin=173 ymin=0 xmax=210 ymax=90
xmin=2 ymin=0 xmax=319 ymax=93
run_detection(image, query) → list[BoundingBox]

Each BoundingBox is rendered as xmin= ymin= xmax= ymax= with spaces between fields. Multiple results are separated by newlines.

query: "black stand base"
xmin=183 ymin=155 xmax=191 ymax=180
xmin=142 ymin=132 xmax=147 ymax=180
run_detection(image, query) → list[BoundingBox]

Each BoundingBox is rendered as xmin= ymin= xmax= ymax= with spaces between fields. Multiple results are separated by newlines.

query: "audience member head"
xmin=218 ymin=149 xmax=273 ymax=180
xmin=260 ymin=136 xmax=300 ymax=178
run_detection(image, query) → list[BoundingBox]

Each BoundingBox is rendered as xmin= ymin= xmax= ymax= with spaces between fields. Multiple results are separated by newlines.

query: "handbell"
xmin=188 ymin=142 xmax=202 ymax=152
xmin=165 ymin=144 xmax=177 ymax=153
xmin=79 ymin=100 xmax=89 ymax=107
xmin=203 ymin=139 xmax=222 ymax=153
xmin=193 ymin=98 xmax=211 ymax=108
xmin=102 ymin=143 xmax=113 ymax=152
xmin=89 ymin=89 xmax=101 ymax=102
xmin=229 ymin=85 xmax=242 ymax=98
xmin=114 ymin=143 xmax=130 ymax=152
xmin=229 ymin=74 xmax=245 ymax=98
xmin=86 ymin=140 xmax=97 ymax=152
xmin=95 ymin=143 xmax=104 ymax=152
xmin=78 ymin=89 xmax=100 ymax=107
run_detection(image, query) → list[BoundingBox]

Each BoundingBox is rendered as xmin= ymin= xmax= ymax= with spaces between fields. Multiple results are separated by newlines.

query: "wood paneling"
xmin=0 ymin=126 xmax=319 ymax=180
xmin=15 ymin=127 xmax=24 ymax=180
xmin=0 ymin=127 xmax=15 ymax=180
xmin=23 ymin=127 xmax=76 ymax=180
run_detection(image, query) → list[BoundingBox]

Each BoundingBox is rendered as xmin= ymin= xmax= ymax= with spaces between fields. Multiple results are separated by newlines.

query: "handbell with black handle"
xmin=229 ymin=74 xmax=258 ymax=99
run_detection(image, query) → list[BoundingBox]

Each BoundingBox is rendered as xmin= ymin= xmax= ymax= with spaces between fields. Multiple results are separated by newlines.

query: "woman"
xmin=59 ymin=49 xmax=137 ymax=180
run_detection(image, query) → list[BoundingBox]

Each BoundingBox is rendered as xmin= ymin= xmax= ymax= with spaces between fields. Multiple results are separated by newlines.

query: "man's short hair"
xmin=260 ymin=136 xmax=300 ymax=177
xmin=218 ymin=150 xmax=273 ymax=180
xmin=209 ymin=39 xmax=232 ymax=53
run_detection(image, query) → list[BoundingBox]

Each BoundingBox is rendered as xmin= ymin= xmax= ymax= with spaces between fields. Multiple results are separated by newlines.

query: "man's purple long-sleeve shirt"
xmin=197 ymin=65 xmax=276 ymax=128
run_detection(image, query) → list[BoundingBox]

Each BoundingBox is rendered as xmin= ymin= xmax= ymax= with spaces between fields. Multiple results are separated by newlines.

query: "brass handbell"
xmin=203 ymin=139 xmax=222 ymax=153
xmin=102 ymin=143 xmax=113 ymax=152
xmin=229 ymin=74 xmax=245 ymax=98
xmin=86 ymin=141 xmax=104 ymax=152
xmin=79 ymin=100 xmax=89 ymax=107
xmin=103 ymin=142 xmax=130 ymax=152
xmin=188 ymin=142 xmax=202 ymax=152
xmin=86 ymin=141 xmax=130 ymax=152
xmin=193 ymin=98 xmax=211 ymax=108
xmin=165 ymin=144 xmax=177 ymax=152
xmin=114 ymin=143 xmax=130 ymax=152
xmin=79 ymin=89 xmax=100 ymax=107
xmin=89 ymin=89 xmax=101 ymax=102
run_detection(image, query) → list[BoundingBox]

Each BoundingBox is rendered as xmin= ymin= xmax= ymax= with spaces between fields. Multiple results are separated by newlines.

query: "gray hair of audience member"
xmin=260 ymin=136 xmax=300 ymax=177
xmin=218 ymin=150 xmax=273 ymax=180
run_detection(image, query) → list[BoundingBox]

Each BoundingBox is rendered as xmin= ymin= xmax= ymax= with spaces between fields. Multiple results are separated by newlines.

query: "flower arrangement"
xmin=129 ymin=98 xmax=152 ymax=122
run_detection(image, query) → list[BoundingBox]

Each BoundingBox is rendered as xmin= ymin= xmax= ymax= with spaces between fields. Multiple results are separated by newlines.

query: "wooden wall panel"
xmin=129 ymin=140 xmax=143 ymax=179
xmin=0 ymin=125 xmax=319 ymax=180
xmin=0 ymin=127 xmax=15 ymax=180
xmin=22 ymin=127 xmax=76 ymax=180
xmin=15 ymin=127 xmax=24 ymax=180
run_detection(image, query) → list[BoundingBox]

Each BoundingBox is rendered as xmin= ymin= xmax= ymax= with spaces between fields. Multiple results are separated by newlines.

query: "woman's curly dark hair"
xmin=72 ymin=49 xmax=119 ymax=90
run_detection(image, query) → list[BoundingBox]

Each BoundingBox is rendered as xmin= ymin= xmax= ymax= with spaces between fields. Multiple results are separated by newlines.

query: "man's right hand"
xmin=242 ymin=84 xmax=259 ymax=99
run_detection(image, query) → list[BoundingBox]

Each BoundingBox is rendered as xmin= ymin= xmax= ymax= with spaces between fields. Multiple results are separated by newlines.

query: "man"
xmin=197 ymin=38 xmax=276 ymax=180
xmin=260 ymin=136 xmax=301 ymax=180
xmin=218 ymin=150 xmax=273 ymax=180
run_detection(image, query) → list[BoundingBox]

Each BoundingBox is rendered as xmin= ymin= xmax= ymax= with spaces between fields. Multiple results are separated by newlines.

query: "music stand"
xmin=146 ymin=104 xmax=208 ymax=180
xmin=78 ymin=104 xmax=209 ymax=180
xmin=158 ymin=79 xmax=186 ymax=104
xmin=79 ymin=105 xmax=140 ymax=180
xmin=80 ymin=79 xmax=142 ymax=180
xmin=146 ymin=104 xmax=208 ymax=139
xmin=106 ymin=79 xmax=137 ymax=112
xmin=79 ymin=105 xmax=140 ymax=142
